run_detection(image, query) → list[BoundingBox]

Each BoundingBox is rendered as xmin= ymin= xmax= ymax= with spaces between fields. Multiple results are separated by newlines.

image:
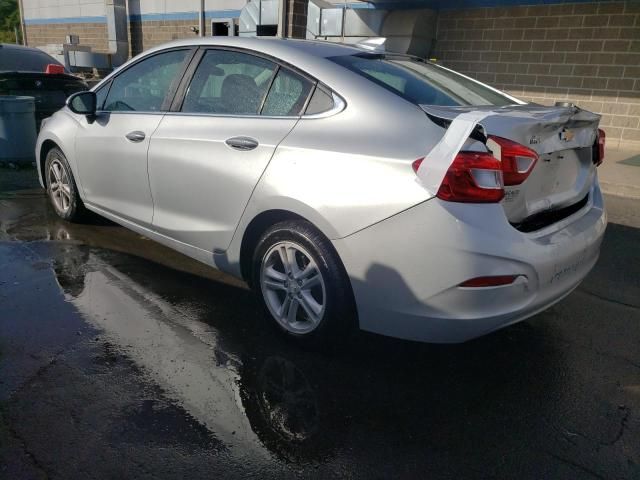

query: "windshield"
xmin=328 ymin=53 xmax=516 ymax=107
xmin=0 ymin=47 xmax=64 ymax=73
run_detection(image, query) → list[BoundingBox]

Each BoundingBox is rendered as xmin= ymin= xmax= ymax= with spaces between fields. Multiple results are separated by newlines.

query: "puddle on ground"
xmin=3 ymin=171 xmax=638 ymax=476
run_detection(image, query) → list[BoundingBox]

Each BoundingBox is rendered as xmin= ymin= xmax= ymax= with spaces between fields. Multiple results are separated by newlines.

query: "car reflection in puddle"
xmin=50 ymin=241 xmax=345 ymax=464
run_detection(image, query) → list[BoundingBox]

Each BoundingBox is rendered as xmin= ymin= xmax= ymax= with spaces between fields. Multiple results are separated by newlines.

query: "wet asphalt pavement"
xmin=0 ymin=167 xmax=639 ymax=479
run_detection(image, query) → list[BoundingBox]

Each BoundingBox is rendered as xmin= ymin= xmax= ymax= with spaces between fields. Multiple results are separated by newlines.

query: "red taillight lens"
xmin=595 ymin=128 xmax=605 ymax=166
xmin=412 ymin=158 xmax=424 ymax=173
xmin=487 ymin=135 xmax=538 ymax=186
xmin=436 ymin=152 xmax=504 ymax=203
xmin=45 ymin=64 xmax=65 ymax=74
xmin=459 ymin=275 xmax=519 ymax=287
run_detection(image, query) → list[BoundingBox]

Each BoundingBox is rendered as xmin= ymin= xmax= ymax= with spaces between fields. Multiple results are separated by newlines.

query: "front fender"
xmin=36 ymin=109 xmax=82 ymax=194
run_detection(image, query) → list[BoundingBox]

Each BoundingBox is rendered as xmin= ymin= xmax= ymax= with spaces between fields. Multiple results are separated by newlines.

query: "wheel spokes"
xmin=61 ymin=190 xmax=69 ymax=210
xmin=51 ymin=162 xmax=62 ymax=183
xmin=285 ymin=297 xmax=300 ymax=324
xmin=278 ymin=246 xmax=292 ymax=276
xmin=264 ymin=279 xmax=287 ymax=291
xmin=265 ymin=265 xmax=287 ymax=282
xmin=302 ymin=271 xmax=321 ymax=289
xmin=299 ymin=291 xmax=322 ymax=324
xmin=49 ymin=160 xmax=72 ymax=213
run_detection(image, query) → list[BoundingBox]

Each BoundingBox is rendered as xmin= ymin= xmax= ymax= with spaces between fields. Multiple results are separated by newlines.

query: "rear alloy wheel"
xmin=45 ymin=147 xmax=87 ymax=222
xmin=252 ymin=220 xmax=356 ymax=344
xmin=260 ymin=241 xmax=326 ymax=335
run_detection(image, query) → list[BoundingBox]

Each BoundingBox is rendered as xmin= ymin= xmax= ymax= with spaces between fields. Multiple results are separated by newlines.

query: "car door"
xmin=75 ymin=48 xmax=193 ymax=227
xmin=147 ymin=48 xmax=314 ymax=252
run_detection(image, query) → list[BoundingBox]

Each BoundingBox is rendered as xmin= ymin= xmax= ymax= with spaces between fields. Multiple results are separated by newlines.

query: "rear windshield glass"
xmin=328 ymin=53 xmax=515 ymax=107
xmin=0 ymin=47 xmax=64 ymax=72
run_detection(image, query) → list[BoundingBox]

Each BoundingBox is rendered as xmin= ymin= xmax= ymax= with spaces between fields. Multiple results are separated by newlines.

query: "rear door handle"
xmin=125 ymin=131 xmax=146 ymax=143
xmin=225 ymin=136 xmax=259 ymax=151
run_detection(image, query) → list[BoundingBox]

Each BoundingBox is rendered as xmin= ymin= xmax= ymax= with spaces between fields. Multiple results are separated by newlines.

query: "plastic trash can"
xmin=0 ymin=96 xmax=37 ymax=166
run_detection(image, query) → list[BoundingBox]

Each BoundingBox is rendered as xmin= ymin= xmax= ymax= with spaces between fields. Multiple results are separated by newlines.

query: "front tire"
xmin=44 ymin=147 xmax=87 ymax=222
xmin=252 ymin=220 xmax=356 ymax=345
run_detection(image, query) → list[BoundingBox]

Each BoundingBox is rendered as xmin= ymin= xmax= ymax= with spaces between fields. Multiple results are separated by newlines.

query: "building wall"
xmin=434 ymin=1 xmax=640 ymax=147
xmin=23 ymin=0 xmax=244 ymax=57
xmin=286 ymin=0 xmax=309 ymax=38
xmin=128 ymin=19 xmax=199 ymax=57
xmin=26 ymin=22 xmax=109 ymax=53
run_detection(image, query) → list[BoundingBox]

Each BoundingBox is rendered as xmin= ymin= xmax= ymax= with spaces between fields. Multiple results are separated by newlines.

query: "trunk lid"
xmin=420 ymin=104 xmax=601 ymax=227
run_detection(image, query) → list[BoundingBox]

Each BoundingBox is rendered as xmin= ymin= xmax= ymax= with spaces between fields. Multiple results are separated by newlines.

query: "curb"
xmin=600 ymin=181 xmax=640 ymax=200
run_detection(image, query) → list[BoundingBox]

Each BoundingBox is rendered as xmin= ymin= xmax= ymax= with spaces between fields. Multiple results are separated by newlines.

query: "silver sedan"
xmin=36 ymin=37 xmax=607 ymax=344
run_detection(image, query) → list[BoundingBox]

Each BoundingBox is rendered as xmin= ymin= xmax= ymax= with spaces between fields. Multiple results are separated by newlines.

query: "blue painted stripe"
xmin=205 ymin=9 xmax=242 ymax=19
xmin=129 ymin=10 xmax=242 ymax=22
xmin=345 ymin=2 xmax=376 ymax=10
xmin=25 ymin=9 xmax=242 ymax=26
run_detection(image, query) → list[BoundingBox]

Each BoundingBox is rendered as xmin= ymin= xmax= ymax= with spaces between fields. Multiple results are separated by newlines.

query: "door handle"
xmin=125 ymin=131 xmax=146 ymax=143
xmin=225 ymin=136 xmax=258 ymax=151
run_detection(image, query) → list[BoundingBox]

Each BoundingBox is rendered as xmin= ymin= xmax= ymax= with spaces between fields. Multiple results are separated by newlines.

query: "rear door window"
xmin=304 ymin=85 xmax=334 ymax=115
xmin=262 ymin=68 xmax=313 ymax=116
xmin=182 ymin=50 xmax=277 ymax=115
xmin=104 ymin=49 xmax=190 ymax=112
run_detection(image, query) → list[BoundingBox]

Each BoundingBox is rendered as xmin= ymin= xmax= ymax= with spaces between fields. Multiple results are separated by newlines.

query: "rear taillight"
xmin=414 ymin=137 xmax=538 ymax=203
xmin=436 ymin=152 xmax=504 ymax=203
xmin=45 ymin=64 xmax=65 ymax=74
xmin=486 ymin=135 xmax=538 ymax=186
xmin=594 ymin=128 xmax=605 ymax=166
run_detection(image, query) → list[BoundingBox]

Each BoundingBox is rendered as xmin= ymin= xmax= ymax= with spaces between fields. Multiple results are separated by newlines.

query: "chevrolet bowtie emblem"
xmin=560 ymin=129 xmax=575 ymax=142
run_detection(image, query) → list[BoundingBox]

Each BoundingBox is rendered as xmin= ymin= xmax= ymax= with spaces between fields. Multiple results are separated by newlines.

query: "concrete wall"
xmin=26 ymin=22 xmax=109 ymax=53
xmin=433 ymin=1 xmax=640 ymax=147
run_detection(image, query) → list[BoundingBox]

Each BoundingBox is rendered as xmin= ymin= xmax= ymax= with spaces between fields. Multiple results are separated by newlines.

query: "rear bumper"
xmin=333 ymin=182 xmax=607 ymax=343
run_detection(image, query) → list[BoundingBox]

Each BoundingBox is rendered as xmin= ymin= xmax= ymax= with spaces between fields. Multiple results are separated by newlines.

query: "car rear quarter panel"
xmin=222 ymin=80 xmax=445 ymax=275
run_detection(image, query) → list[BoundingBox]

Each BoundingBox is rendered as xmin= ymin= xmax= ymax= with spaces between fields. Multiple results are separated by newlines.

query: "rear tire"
xmin=44 ymin=147 xmax=87 ymax=222
xmin=252 ymin=220 xmax=356 ymax=345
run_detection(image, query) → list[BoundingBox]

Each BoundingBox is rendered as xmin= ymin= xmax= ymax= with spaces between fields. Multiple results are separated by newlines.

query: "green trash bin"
xmin=0 ymin=96 xmax=37 ymax=166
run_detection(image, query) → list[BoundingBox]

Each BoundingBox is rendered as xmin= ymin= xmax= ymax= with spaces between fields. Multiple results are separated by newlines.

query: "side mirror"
xmin=67 ymin=91 xmax=96 ymax=116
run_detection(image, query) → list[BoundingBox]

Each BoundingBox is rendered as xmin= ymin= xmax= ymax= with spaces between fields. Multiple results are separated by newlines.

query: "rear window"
xmin=328 ymin=53 xmax=514 ymax=107
xmin=0 ymin=47 xmax=64 ymax=73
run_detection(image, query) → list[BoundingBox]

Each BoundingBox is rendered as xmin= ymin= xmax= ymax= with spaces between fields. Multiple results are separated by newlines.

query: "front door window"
xmin=104 ymin=49 xmax=190 ymax=112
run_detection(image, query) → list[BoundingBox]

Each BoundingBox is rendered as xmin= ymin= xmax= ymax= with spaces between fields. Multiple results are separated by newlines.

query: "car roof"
xmin=143 ymin=37 xmax=364 ymax=59
xmin=0 ymin=43 xmax=66 ymax=73
xmin=0 ymin=43 xmax=47 ymax=53
xmin=97 ymin=37 xmax=370 ymax=99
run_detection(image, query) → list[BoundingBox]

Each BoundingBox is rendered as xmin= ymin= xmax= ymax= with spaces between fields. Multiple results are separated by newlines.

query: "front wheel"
xmin=252 ymin=220 xmax=356 ymax=345
xmin=44 ymin=147 xmax=87 ymax=222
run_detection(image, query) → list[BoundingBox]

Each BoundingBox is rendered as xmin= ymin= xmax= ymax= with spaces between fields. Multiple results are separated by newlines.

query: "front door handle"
xmin=225 ymin=136 xmax=258 ymax=151
xmin=126 ymin=131 xmax=146 ymax=143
